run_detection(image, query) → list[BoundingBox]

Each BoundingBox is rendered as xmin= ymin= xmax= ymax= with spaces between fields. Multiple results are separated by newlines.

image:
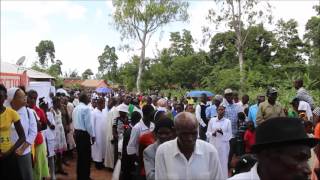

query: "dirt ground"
xmin=56 ymin=157 xmax=113 ymax=180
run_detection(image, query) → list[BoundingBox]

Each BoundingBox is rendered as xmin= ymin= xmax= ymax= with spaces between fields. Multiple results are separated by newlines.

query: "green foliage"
xmin=47 ymin=60 xmax=63 ymax=77
xmin=35 ymin=40 xmax=55 ymax=66
xmin=169 ymin=29 xmax=194 ymax=56
xmin=304 ymin=15 xmax=320 ymax=65
xmin=82 ymin=69 xmax=94 ymax=80
xmin=98 ymin=45 xmax=118 ymax=82
xmin=273 ymin=19 xmax=305 ymax=64
xmin=112 ymin=0 xmax=189 ymax=92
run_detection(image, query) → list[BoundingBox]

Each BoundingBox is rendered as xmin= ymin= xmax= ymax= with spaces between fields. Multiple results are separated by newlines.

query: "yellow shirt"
xmin=256 ymin=101 xmax=286 ymax=126
xmin=0 ymin=107 xmax=20 ymax=153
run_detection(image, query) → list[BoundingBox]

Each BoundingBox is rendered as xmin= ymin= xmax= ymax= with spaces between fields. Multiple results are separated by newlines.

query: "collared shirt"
xmin=127 ymin=120 xmax=155 ymax=155
xmin=143 ymin=141 xmax=160 ymax=180
xmin=206 ymin=104 xmax=218 ymax=119
xmin=296 ymin=87 xmax=314 ymax=108
xmin=223 ymin=100 xmax=243 ymax=137
xmin=72 ymin=102 xmax=93 ymax=136
xmin=256 ymin=101 xmax=285 ymax=126
xmin=11 ymin=106 xmax=37 ymax=155
xmin=228 ymin=163 xmax=259 ymax=180
xmin=155 ymin=138 xmax=223 ymax=180
xmin=248 ymin=104 xmax=259 ymax=127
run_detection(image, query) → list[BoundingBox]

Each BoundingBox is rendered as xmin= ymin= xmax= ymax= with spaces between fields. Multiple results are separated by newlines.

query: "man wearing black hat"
xmin=256 ymin=87 xmax=285 ymax=126
xmin=228 ymin=117 xmax=319 ymax=180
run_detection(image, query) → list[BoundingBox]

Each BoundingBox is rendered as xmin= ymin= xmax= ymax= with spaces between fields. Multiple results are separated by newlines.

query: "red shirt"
xmin=244 ymin=129 xmax=255 ymax=153
xmin=138 ymin=132 xmax=155 ymax=176
xmin=31 ymin=105 xmax=47 ymax=145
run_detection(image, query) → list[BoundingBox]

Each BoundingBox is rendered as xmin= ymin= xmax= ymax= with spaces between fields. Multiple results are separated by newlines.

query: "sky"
xmin=1 ymin=0 xmax=319 ymax=76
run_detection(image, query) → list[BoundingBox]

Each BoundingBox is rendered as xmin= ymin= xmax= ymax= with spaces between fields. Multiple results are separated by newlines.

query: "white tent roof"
xmin=1 ymin=61 xmax=54 ymax=79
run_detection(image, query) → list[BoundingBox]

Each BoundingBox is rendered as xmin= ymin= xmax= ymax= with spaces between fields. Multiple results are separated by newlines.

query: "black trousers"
xmin=0 ymin=153 xmax=22 ymax=180
xmin=199 ymin=125 xmax=208 ymax=140
xmin=75 ymin=130 xmax=91 ymax=180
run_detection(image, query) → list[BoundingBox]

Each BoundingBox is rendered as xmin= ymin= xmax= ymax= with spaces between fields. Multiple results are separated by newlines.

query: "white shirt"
xmin=10 ymin=106 xmax=37 ymax=155
xmin=127 ymin=120 xmax=154 ymax=155
xmin=195 ymin=103 xmax=207 ymax=127
xmin=155 ymin=138 xmax=223 ymax=180
xmin=206 ymin=117 xmax=232 ymax=143
xmin=228 ymin=163 xmax=259 ymax=180
xmin=298 ymin=101 xmax=313 ymax=120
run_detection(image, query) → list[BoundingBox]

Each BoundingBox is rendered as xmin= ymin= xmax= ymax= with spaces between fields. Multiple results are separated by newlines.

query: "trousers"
xmin=75 ymin=130 xmax=91 ymax=180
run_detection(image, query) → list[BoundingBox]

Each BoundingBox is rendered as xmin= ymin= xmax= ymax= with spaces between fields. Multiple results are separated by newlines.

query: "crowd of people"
xmin=0 ymin=78 xmax=319 ymax=180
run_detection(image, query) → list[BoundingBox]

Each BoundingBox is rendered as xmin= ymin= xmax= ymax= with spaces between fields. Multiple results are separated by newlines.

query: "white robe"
xmin=104 ymin=106 xmax=119 ymax=168
xmin=206 ymin=117 xmax=232 ymax=180
xmin=91 ymin=108 xmax=107 ymax=162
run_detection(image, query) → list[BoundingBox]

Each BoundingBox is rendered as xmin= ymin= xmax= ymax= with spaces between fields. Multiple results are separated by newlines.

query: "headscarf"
xmin=4 ymin=87 xmax=19 ymax=107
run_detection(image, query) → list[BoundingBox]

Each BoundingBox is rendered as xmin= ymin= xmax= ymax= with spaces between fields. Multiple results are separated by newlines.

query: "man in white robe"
xmin=91 ymin=98 xmax=107 ymax=169
xmin=104 ymin=97 xmax=119 ymax=169
xmin=206 ymin=105 xmax=232 ymax=179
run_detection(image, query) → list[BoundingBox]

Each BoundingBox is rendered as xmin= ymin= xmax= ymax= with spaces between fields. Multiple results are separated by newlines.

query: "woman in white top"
xmin=206 ymin=105 xmax=232 ymax=179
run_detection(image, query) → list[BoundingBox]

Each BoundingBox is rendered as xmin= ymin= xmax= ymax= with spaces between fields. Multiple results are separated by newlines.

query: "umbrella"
xmin=96 ymin=87 xmax=112 ymax=93
xmin=186 ymin=90 xmax=214 ymax=97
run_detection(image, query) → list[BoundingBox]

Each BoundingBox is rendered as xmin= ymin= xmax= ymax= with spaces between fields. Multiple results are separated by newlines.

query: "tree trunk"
xmin=136 ymin=41 xmax=146 ymax=93
xmin=239 ymin=47 xmax=244 ymax=93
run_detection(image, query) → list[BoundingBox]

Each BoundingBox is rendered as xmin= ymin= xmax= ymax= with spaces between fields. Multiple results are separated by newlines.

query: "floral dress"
xmin=51 ymin=108 xmax=67 ymax=153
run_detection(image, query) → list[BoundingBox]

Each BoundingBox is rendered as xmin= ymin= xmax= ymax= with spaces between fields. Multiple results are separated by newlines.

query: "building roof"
xmin=1 ymin=61 xmax=54 ymax=79
xmin=81 ymin=80 xmax=108 ymax=88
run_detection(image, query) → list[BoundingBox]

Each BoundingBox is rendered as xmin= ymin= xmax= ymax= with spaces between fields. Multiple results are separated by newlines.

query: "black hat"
xmin=252 ymin=117 xmax=319 ymax=153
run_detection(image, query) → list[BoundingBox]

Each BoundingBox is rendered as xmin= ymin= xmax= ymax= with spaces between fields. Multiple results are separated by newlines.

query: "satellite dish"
xmin=16 ymin=56 xmax=26 ymax=66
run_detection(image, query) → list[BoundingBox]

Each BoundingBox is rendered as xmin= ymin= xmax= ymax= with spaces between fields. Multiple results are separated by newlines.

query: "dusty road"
xmin=56 ymin=157 xmax=113 ymax=180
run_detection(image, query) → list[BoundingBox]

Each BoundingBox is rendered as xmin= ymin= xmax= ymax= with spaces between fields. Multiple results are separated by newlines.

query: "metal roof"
xmin=1 ymin=61 xmax=55 ymax=79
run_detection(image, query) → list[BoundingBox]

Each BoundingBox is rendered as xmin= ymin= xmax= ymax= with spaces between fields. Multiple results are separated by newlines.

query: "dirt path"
xmin=56 ymin=157 xmax=113 ymax=180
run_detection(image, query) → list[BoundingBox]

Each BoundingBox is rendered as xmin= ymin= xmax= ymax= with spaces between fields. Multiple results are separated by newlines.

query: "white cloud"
xmin=66 ymin=4 xmax=87 ymax=20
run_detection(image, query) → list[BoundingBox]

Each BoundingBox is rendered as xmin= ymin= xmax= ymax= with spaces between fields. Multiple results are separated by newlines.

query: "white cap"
xmin=224 ymin=88 xmax=233 ymax=94
xmin=117 ymin=103 xmax=129 ymax=113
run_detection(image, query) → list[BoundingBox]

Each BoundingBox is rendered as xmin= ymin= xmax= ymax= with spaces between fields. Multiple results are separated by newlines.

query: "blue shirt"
xmin=248 ymin=104 xmax=258 ymax=127
xmin=223 ymin=101 xmax=242 ymax=137
xmin=72 ymin=102 xmax=93 ymax=136
xmin=206 ymin=104 xmax=218 ymax=119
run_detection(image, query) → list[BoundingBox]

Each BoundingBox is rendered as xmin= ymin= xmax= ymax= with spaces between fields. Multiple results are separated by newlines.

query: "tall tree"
xmin=82 ymin=69 xmax=93 ymax=80
xmin=273 ymin=19 xmax=304 ymax=64
xmin=205 ymin=0 xmax=272 ymax=91
xmin=35 ymin=40 xmax=55 ymax=66
xmin=169 ymin=29 xmax=194 ymax=56
xmin=48 ymin=60 xmax=63 ymax=77
xmin=112 ymin=0 xmax=189 ymax=92
xmin=304 ymin=5 xmax=320 ymax=65
xmin=98 ymin=45 xmax=118 ymax=82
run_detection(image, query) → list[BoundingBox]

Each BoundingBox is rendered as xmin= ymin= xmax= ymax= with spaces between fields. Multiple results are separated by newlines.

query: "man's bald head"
xmin=174 ymin=112 xmax=199 ymax=152
xmin=174 ymin=112 xmax=198 ymax=130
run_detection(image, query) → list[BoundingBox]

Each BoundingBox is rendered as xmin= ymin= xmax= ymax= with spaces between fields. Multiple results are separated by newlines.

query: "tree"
xmin=82 ymin=69 xmax=93 ymax=80
xmin=169 ymin=29 xmax=194 ymax=56
xmin=48 ymin=60 xmax=63 ymax=77
xmin=205 ymin=0 xmax=272 ymax=92
xmin=112 ymin=0 xmax=189 ymax=92
xmin=304 ymin=5 xmax=320 ymax=65
xmin=35 ymin=40 xmax=55 ymax=66
xmin=98 ymin=45 xmax=118 ymax=82
xmin=273 ymin=19 xmax=304 ymax=64
xmin=70 ymin=70 xmax=80 ymax=78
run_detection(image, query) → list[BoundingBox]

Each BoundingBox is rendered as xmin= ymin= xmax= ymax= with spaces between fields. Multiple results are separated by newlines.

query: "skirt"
xmin=33 ymin=143 xmax=50 ymax=180
xmin=54 ymin=124 xmax=67 ymax=153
